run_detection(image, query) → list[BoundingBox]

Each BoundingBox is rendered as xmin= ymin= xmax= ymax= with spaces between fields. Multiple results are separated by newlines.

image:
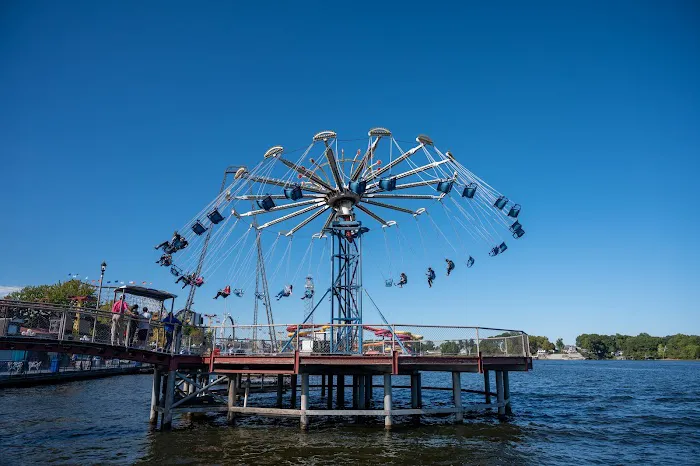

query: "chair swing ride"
xmin=154 ymin=128 xmax=525 ymax=353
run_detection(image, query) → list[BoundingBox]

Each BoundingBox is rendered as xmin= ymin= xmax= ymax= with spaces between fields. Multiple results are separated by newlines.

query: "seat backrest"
xmin=494 ymin=196 xmax=508 ymax=210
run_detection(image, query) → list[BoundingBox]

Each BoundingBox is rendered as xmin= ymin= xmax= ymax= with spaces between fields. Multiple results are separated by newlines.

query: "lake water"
xmin=1 ymin=360 xmax=698 ymax=464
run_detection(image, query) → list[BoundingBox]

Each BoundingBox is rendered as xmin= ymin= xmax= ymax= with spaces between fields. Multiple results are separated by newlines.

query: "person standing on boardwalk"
xmin=162 ymin=311 xmax=181 ymax=352
xmin=125 ymin=304 xmax=139 ymax=346
xmin=111 ymin=295 xmax=129 ymax=345
xmin=137 ymin=307 xmax=152 ymax=349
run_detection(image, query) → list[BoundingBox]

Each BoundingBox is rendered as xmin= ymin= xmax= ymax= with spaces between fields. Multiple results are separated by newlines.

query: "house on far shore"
xmin=565 ymin=345 xmax=578 ymax=354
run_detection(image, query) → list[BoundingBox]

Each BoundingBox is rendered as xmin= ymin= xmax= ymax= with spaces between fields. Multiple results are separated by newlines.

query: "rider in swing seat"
xmin=214 ymin=285 xmax=231 ymax=299
xmin=446 ymin=259 xmax=455 ymax=276
xmin=426 ymin=267 xmax=436 ymax=288
xmin=276 ymin=284 xmax=293 ymax=300
xmin=397 ymin=272 xmax=408 ymax=287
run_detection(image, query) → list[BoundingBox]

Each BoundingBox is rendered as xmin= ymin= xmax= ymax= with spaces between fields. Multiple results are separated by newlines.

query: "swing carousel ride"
xmin=154 ymin=128 xmax=525 ymax=354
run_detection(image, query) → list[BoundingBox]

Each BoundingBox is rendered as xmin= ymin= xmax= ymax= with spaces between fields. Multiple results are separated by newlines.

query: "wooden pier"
xmin=152 ymin=351 xmax=532 ymax=430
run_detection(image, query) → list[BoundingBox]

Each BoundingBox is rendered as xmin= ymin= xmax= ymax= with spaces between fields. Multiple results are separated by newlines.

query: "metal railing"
xmin=0 ymin=300 xmax=530 ymax=358
xmin=0 ymin=300 xmax=186 ymax=355
xmin=207 ymin=323 xmax=530 ymax=357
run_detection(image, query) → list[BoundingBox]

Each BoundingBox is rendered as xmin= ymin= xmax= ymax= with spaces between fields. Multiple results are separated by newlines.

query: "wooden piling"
xmin=383 ymin=374 xmax=392 ymax=429
xmin=503 ymin=371 xmax=512 ymax=415
xmin=452 ymin=372 xmax=463 ymax=422
xmin=162 ymin=370 xmax=176 ymax=429
xmin=337 ymin=375 xmax=345 ymax=408
xmin=276 ymin=374 xmax=284 ymax=408
xmin=300 ymin=374 xmax=309 ymax=430
xmin=150 ymin=368 xmax=161 ymax=424
xmin=230 ymin=375 xmax=238 ymax=419
xmin=365 ymin=375 xmax=372 ymax=406
xmin=496 ymin=370 xmax=505 ymax=418
xmin=290 ymin=374 xmax=297 ymax=408
xmin=326 ymin=375 xmax=333 ymax=409
xmin=483 ymin=370 xmax=491 ymax=404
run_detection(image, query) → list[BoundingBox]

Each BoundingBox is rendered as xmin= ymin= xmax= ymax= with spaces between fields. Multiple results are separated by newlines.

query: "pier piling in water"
xmin=383 ymin=374 xmax=392 ymax=429
xmin=452 ymin=372 xmax=463 ymax=422
xmin=496 ymin=371 xmax=505 ymax=419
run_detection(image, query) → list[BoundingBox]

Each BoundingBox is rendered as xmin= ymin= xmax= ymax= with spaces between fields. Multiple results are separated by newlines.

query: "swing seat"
xmin=462 ymin=183 xmax=477 ymax=199
xmin=207 ymin=208 xmax=225 ymax=224
xmin=379 ymin=177 xmax=397 ymax=191
xmin=509 ymin=221 xmax=522 ymax=233
xmin=508 ymin=204 xmax=521 ymax=218
xmin=349 ymin=180 xmax=367 ymax=196
xmin=233 ymin=289 xmax=244 ymax=297
xmin=494 ymin=196 xmax=508 ymax=210
xmin=257 ymin=195 xmax=276 ymax=211
xmin=466 ymin=256 xmax=475 ymax=268
xmin=513 ymin=228 xmax=525 ymax=239
xmin=255 ymin=292 xmax=265 ymax=300
xmin=385 ymin=279 xmax=393 ymax=287
xmin=437 ymin=181 xmax=454 ymax=194
xmin=192 ymin=220 xmax=207 ymax=235
xmin=284 ymin=185 xmax=303 ymax=201
xmin=489 ymin=246 xmax=500 ymax=257
xmin=498 ymin=242 xmax=508 ymax=253
xmin=170 ymin=266 xmax=181 ymax=277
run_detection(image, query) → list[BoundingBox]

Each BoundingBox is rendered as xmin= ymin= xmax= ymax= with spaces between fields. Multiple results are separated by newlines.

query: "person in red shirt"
xmin=213 ymin=285 xmax=231 ymax=300
xmin=111 ymin=295 xmax=129 ymax=345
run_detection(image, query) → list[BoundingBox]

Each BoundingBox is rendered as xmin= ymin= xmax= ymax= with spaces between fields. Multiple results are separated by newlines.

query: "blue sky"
xmin=1 ymin=1 xmax=698 ymax=343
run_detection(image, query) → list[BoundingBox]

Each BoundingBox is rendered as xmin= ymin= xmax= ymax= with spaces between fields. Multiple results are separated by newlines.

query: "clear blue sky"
xmin=1 ymin=1 xmax=698 ymax=344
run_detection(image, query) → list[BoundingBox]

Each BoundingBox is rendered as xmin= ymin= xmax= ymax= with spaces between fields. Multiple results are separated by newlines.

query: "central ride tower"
xmin=326 ymin=220 xmax=368 ymax=353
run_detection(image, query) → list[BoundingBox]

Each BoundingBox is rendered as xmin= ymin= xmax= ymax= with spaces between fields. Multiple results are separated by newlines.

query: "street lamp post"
xmin=97 ymin=262 xmax=107 ymax=310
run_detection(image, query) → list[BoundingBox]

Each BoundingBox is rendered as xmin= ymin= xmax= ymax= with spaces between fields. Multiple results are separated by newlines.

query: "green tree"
xmin=6 ymin=279 xmax=95 ymax=306
xmin=423 ymin=340 xmax=435 ymax=351
xmin=440 ymin=340 xmax=460 ymax=354
xmin=556 ymin=338 xmax=564 ymax=353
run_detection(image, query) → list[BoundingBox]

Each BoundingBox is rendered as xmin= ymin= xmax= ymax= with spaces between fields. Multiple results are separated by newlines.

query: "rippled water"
xmin=1 ymin=360 xmax=699 ymax=465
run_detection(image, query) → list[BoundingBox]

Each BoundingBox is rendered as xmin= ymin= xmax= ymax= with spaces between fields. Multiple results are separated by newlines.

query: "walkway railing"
xmin=0 ymin=300 xmax=530 ymax=358
xmin=208 ymin=324 xmax=530 ymax=357
xmin=0 ymin=300 xmax=186 ymax=355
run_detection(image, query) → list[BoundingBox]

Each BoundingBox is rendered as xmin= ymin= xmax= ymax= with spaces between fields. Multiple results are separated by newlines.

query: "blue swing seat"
xmin=257 ymin=195 xmax=276 ymax=211
xmin=437 ymin=181 xmax=454 ymax=194
xmin=192 ymin=221 xmax=207 ymax=235
xmin=208 ymin=208 xmax=225 ymax=224
xmin=494 ymin=196 xmax=508 ymax=210
xmin=466 ymin=256 xmax=475 ymax=268
xmin=233 ymin=289 xmax=244 ymax=297
xmin=498 ymin=242 xmax=508 ymax=253
xmin=284 ymin=185 xmax=303 ymax=201
xmin=489 ymin=246 xmax=500 ymax=257
xmin=170 ymin=266 xmax=182 ymax=277
xmin=379 ymin=177 xmax=397 ymax=191
xmin=513 ymin=228 xmax=525 ymax=239
xmin=509 ymin=221 xmax=521 ymax=233
xmin=508 ymin=204 xmax=521 ymax=218
xmin=462 ymin=183 xmax=477 ymax=199
xmin=385 ymin=278 xmax=393 ymax=287
xmin=349 ymin=180 xmax=367 ymax=196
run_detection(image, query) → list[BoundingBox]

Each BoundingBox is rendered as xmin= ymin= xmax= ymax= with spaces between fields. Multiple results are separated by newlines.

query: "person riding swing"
xmin=214 ymin=285 xmax=231 ymax=300
xmin=426 ymin=267 xmax=436 ymax=288
xmin=397 ymin=272 xmax=408 ymax=287
xmin=276 ymin=284 xmax=293 ymax=300
xmin=446 ymin=259 xmax=455 ymax=276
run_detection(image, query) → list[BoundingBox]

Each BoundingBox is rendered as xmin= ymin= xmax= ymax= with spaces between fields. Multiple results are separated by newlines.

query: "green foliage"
xmin=528 ymin=335 xmax=555 ymax=354
xmin=423 ymin=340 xmax=435 ymax=351
xmin=555 ymin=338 xmax=564 ymax=352
xmin=439 ymin=340 xmax=460 ymax=354
xmin=576 ymin=333 xmax=700 ymax=360
xmin=6 ymin=279 xmax=95 ymax=306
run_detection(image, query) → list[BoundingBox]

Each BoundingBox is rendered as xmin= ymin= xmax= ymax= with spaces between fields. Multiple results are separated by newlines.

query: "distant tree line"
xmin=576 ymin=333 xmax=700 ymax=360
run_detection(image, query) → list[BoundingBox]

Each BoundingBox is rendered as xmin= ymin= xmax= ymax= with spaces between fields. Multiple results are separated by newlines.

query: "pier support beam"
xmin=503 ymin=371 xmax=512 ymax=415
xmin=337 ymin=375 xmax=345 ymax=408
xmin=150 ymin=368 xmax=161 ymax=424
xmin=483 ymin=370 xmax=491 ymax=404
xmin=227 ymin=374 xmax=238 ymax=423
xmin=300 ymin=373 xmax=309 ymax=430
xmin=358 ymin=375 xmax=366 ymax=410
xmin=321 ymin=375 xmax=326 ymax=397
xmin=290 ymin=374 xmax=297 ymax=408
xmin=383 ymin=374 xmax=392 ymax=429
xmin=452 ymin=372 xmax=463 ymax=423
xmin=326 ymin=375 xmax=333 ymax=409
xmin=352 ymin=375 xmax=359 ymax=408
xmin=410 ymin=373 xmax=421 ymax=424
xmin=276 ymin=375 xmax=284 ymax=408
xmin=162 ymin=370 xmax=176 ymax=429
xmin=496 ymin=370 xmax=505 ymax=419
xmin=365 ymin=375 xmax=372 ymax=406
